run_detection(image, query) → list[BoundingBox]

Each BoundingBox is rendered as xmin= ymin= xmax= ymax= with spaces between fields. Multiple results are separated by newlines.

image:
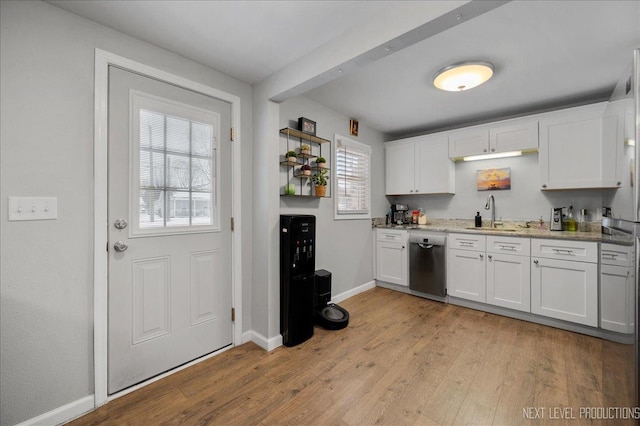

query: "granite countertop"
xmin=373 ymin=218 xmax=633 ymax=246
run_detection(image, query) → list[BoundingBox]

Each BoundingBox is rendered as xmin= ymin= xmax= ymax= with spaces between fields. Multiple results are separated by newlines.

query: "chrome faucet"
xmin=485 ymin=195 xmax=496 ymax=228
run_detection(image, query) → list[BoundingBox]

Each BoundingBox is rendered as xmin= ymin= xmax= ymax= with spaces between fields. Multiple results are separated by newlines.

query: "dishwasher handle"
xmin=417 ymin=243 xmax=434 ymax=249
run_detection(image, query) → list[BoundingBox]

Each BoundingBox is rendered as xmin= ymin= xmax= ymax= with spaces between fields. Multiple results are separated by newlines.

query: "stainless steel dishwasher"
xmin=409 ymin=231 xmax=447 ymax=297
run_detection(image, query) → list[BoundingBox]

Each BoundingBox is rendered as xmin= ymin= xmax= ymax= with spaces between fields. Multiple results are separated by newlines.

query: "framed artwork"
xmin=477 ymin=167 xmax=511 ymax=191
xmin=298 ymin=117 xmax=316 ymax=136
xmin=349 ymin=119 xmax=359 ymax=136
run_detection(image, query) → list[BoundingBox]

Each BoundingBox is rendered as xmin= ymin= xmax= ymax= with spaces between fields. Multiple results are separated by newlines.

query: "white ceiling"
xmin=48 ymin=0 xmax=640 ymax=138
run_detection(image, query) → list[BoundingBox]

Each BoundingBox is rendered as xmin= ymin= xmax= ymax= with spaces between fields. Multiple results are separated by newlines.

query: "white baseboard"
xmin=332 ymin=280 xmax=376 ymax=304
xmin=246 ymin=330 xmax=283 ymax=351
xmin=16 ymin=395 xmax=94 ymax=426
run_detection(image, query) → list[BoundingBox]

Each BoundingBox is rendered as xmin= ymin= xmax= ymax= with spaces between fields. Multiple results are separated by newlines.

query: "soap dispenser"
xmin=475 ymin=212 xmax=482 ymax=228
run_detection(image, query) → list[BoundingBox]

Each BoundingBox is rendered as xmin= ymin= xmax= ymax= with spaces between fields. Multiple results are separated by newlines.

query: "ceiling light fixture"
xmin=462 ymin=150 xmax=522 ymax=162
xmin=433 ymin=61 xmax=494 ymax=92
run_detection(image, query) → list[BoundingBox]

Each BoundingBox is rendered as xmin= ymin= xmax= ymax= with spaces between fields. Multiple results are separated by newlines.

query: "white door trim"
xmin=93 ymin=49 xmax=242 ymax=407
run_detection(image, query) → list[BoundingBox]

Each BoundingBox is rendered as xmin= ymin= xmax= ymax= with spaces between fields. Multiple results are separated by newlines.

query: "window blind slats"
xmin=336 ymin=140 xmax=370 ymax=216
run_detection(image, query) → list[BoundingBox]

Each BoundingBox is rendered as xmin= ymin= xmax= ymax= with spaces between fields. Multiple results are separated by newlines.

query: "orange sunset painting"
xmin=477 ymin=167 xmax=511 ymax=191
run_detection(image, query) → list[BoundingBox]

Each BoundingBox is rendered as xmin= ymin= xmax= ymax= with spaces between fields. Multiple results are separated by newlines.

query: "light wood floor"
xmin=69 ymin=287 xmax=635 ymax=425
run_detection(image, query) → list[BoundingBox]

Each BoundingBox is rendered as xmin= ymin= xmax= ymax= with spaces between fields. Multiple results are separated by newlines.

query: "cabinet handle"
xmin=533 ymin=259 xmax=539 ymax=265
xmin=541 ymin=184 xmax=547 ymax=188
xmin=483 ymin=148 xmax=487 ymax=153
xmin=499 ymin=244 xmax=516 ymax=250
xmin=488 ymin=255 xmax=492 ymax=260
xmin=402 ymin=246 xmax=405 ymax=249
xmin=491 ymin=148 xmax=495 ymax=152
xmin=618 ymin=181 xmax=622 ymax=186
xmin=415 ymin=189 xmax=419 ymax=192
xmin=410 ymin=189 xmax=413 ymax=193
xmin=460 ymin=241 xmax=474 ymax=247
xmin=602 ymin=253 xmax=618 ymax=259
xmin=552 ymin=248 xmax=574 ymax=255
xmin=479 ymin=254 xmax=484 ymax=259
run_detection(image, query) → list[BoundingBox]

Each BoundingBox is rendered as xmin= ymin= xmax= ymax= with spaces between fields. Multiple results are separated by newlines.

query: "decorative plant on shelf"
xmin=300 ymin=164 xmax=311 ymax=176
xmin=310 ymin=168 xmax=328 ymax=197
xmin=316 ymin=156 xmax=327 ymax=168
xmin=285 ymin=151 xmax=297 ymax=162
xmin=299 ymin=144 xmax=311 ymax=155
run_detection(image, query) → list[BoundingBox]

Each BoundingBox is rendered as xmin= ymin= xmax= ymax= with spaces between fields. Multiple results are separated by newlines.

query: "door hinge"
xmin=230 ymin=128 xmax=235 ymax=141
xmin=106 ymin=242 xmax=109 ymax=252
xmin=231 ymin=307 xmax=235 ymax=322
xmin=230 ymin=217 xmax=234 ymax=231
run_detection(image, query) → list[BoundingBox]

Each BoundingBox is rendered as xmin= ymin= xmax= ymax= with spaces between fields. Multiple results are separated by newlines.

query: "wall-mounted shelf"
xmin=280 ymin=127 xmax=330 ymax=198
xmin=279 ymin=128 xmax=331 ymax=145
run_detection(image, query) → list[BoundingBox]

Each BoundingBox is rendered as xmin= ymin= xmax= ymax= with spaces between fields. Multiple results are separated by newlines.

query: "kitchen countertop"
xmin=374 ymin=218 xmax=633 ymax=246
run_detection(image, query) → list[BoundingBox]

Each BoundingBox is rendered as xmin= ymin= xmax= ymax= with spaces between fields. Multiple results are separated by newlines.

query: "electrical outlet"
xmin=8 ymin=197 xmax=58 ymax=221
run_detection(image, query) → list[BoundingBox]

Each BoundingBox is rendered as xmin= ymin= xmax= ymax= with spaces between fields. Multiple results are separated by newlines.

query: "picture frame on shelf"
xmin=298 ymin=117 xmax=316 ymax=136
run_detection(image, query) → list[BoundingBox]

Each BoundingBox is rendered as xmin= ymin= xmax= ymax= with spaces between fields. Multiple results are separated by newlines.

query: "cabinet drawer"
xmin=376 ymin=229 xmax=408 ymax=243
xmin=449 ymin=233 xmax=486 ymax=251
xmin=531 ymin=239 xmax=597 ymax=263
xmin=486 ymin=236 xmax=530 ymax=256
xmin=600 ymin=243 xmax=634 ymax=267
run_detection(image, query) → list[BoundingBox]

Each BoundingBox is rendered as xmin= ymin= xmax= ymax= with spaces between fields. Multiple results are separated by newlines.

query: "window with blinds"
xmin=131 ymin=91 xmax=220 ymax=235
xmin=334 ymin=136 xmax=371 ymax=219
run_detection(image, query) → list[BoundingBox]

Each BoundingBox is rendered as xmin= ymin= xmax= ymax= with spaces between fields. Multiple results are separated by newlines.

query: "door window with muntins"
xmin=131 ymin=91 xmax=220 ymax=235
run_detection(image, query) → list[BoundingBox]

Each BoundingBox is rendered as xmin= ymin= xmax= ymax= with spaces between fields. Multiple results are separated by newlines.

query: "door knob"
xmin=114 ymin=241 xmax=128 ymax=252
xmin=114 ymin=219 xmax=128 ymax=230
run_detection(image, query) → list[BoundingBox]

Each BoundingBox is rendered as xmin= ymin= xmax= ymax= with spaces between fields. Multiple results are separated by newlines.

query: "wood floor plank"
xmin=67 ymin=288 xmax=636 ymax=426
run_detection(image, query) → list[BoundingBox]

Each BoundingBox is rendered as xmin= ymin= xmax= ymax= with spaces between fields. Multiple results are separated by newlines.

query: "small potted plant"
xmin=310 ymin=169 xmax=328 ymax=197
xmin=285 ymin=150 xmax=297 ymax=163
xmin=299 ymin=144 xmax=311 ymax=156
xmin=315 ymin=156 xmax=327 ymax=168
xmin=300 ymin=164 xmax=311 ymax=176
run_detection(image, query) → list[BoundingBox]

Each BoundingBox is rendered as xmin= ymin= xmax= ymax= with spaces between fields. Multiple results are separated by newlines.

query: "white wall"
xmin=0 ymin=2 xmax=253 ymax=425
xmin=390 ymin=153 xmax=611 ymax=223
xmin=279 ymin=96 xmax=388 ymax=297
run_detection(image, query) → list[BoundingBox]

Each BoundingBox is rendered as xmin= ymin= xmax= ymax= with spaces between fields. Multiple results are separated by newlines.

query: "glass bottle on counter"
xmin=565 ymin=204 xmax=576 ymax=232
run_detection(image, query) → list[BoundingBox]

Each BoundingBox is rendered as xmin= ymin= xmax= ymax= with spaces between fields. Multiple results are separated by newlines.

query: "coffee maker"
xmin=390 ymin=204 xmax=409 ymax=224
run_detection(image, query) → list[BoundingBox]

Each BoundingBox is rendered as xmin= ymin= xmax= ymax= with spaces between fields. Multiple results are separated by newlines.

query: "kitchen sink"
xmin=464 ymin=227 xmax=518 ymax=232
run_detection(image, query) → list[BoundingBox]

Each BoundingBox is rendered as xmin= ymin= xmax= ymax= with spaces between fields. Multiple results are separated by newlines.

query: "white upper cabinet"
xmin=385 ymin=143 xmax=415 ymax=195
xmin=385 ymin=135 xmax=454 ymax=195
xmin=448 ymin=127 xmax=489 ymax=158
xmin=539 ymin=102 xmax=620 ymax=190
xmin=448 ymin=118 xmax=538 ymax=159
xmin=490 ymin=119 xmax=538 ymax=153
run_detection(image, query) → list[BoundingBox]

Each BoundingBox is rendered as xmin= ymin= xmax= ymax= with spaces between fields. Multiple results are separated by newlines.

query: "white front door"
xmin=107 ymin=66 xmax=232 ymax=394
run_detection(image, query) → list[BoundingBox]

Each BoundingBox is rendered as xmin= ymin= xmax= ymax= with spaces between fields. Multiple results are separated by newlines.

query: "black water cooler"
xmin=280 ymin=215 xmax=316 ymax=347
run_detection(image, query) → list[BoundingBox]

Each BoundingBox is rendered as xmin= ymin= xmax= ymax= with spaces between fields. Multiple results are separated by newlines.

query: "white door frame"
xmin=93 ymin=49 xmax=242 ymax=407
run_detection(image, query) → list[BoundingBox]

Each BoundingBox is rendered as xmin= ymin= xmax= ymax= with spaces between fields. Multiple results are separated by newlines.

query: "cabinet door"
xmin=486 ymin=253 xmax=530 ymax=312
xmin=489 ymin=119 xmax=538 ymax=153
xmin=385 ymin=143 xmax=415 ymax=195
xmin=539 ymin=103 xmax=619 ymax=190
xmin=414 ymin=135 xmax=455 ymax=194
xmin=448 ymin=127 xmax=489 ymax=158
xmin=531 ymin=257 xmax=598 ymax=326
xmin=600 ymin=264 xmax=634 ymax=334
xmin=447 ymin=248 xmax=485 ymax=302
xmin=376 ymin=241 xmax=408 ymax=286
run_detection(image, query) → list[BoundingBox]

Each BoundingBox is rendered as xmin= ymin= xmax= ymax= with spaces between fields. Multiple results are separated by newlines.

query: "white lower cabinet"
xmin=531 ymin=239 xmax=598 ymax=327
xmin=600 ymin=243 xmax=634 ymax=334
xmin=447 ymin=248 xmax=486 ymax=302
xmin=486 ymin=252 xmax=531 ymax=312
xmin=375 ymin=229 xmax=408 ymax=286
xmin=447 ymin=234 xmax=486 ymax=302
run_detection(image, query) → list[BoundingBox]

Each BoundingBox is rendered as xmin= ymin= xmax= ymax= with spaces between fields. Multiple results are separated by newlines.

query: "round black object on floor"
xmin=315 ymin=303 xmax=349 ymax=330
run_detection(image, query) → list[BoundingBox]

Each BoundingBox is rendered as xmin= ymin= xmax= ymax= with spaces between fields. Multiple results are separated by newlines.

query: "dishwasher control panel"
xmin=408 ymin=232 xmax=446 ymax=246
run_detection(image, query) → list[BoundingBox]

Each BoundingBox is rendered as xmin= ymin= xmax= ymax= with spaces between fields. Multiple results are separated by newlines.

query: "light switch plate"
xmin=8 ymin=197 xmax=58 ymax=221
